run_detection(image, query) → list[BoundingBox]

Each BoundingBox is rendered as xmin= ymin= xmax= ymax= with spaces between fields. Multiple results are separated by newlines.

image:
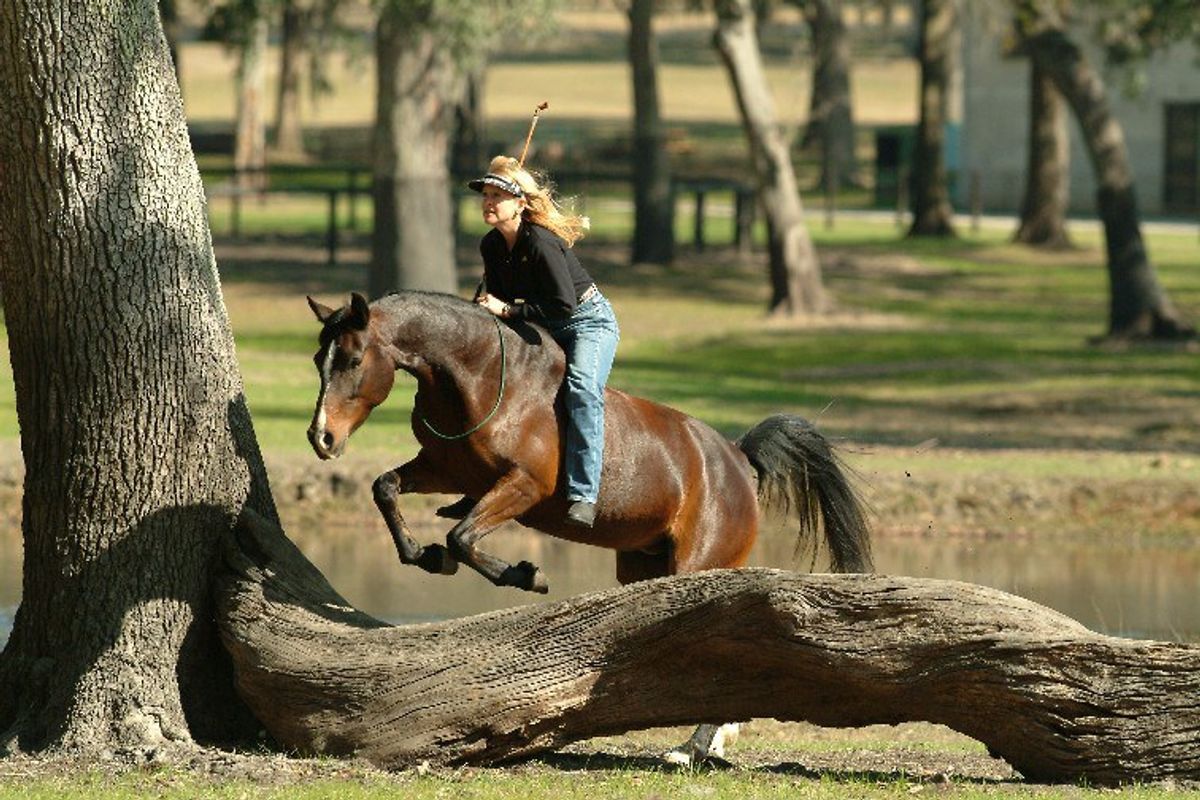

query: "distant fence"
xmin=203 ymin=166 xmax=757 ymax=266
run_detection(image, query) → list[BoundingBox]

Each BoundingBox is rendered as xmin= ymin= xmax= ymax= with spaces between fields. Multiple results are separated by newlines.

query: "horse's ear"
xmin=307 ymin=295 xmax=336 ymax=323
xmin=349 ymin=292 xmax=371 ymax=330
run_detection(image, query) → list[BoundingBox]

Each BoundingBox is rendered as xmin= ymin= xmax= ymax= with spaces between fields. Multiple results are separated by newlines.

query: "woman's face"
xmin=481 ymin=184 xmax=524 ymax=228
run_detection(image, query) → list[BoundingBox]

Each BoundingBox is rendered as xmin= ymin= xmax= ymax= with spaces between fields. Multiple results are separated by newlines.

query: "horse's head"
xmin=306 ymin=292 xmax=396 ymax=460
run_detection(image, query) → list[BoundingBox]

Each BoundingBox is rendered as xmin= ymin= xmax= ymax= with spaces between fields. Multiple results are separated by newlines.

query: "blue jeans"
xmin=542 ymin=293 xmax=620 ymax=505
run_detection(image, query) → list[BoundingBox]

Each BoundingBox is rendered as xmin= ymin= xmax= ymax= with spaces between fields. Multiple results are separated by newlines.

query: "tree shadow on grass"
xmin=523 ymin=749 xmax=1016 ymax=786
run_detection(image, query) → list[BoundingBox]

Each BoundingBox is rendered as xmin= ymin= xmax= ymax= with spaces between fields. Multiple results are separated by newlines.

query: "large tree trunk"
xmin=714 ymin=0 xmax=830 ymax=316
xmin=628 ymin=0 xmax=675 ymax=266
xmin=1022 ymin=26 xmax=1194 ymax=340
xmin=219 ymin=509 xmax=1200 ymax=785
xmin=370 ymin=5 xmax=461 ymax=298
xmin=234 ymin=11 xmax=269 ymax=187
xmin=796 ymin=0 xmax=857 ymax=191
xmin=907 ymin=0 xmax=956 ymax=237
xmin=0 ymin=0 xmax=274 ymax=752
xmin=273 ymin=0 xmax=308 ymax=159
xmin=1014 ymin=58 xmax=1072 ymax=248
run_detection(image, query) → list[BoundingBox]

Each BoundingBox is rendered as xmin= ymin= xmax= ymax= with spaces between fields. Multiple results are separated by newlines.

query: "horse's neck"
xmin=385 ymin=306 xmax=500 ymax=409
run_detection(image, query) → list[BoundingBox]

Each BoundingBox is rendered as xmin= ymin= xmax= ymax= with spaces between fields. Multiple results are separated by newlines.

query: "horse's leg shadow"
xmin=446 ymin=471 xmax=549 ymax=594
xmin=373 ymin=455 xmax=459 ymax=576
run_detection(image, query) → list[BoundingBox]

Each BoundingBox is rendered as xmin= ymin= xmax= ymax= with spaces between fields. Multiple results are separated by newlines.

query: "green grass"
xmin=0 ymin=766 xmax=1190 ymax=799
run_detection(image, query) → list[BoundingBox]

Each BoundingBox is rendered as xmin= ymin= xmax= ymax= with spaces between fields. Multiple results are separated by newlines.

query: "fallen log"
xmin=216 ymin=509 xmax=1200 ymax=785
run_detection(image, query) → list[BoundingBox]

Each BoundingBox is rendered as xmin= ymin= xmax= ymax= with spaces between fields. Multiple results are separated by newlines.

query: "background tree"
xmin=1013 ymin=57 xmax=1072 ymax=248
xmin=370 ymin=0 xmax=556 ymax=298
xmin=791 ymin=0 xmax=858 ymax=191
xmin=628 ymin=0 xmax=676 ymax=266
xmin=714 ymin=0 xmax=830 ymax=316
xmin=273 ymin=0 xmax=311 ymax=157
xmin=907 ymin=0 xmax=957 ymax=237
xmin=1013 ymin=0 xmax=1194 ymax=340
xmin=208 ymin=0 xmax=270 ymax=184
xmin=272 ymin=0 xmax=346 ymax=159
xmin=0 ymin=0 xmax=274 ymax=751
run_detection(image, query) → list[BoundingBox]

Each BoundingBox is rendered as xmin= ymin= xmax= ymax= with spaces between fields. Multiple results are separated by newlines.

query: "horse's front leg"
xmin=446 ymin=469 xmax=550 ymax=593
xmin=373 ymin=454 xmax=459 ymax=575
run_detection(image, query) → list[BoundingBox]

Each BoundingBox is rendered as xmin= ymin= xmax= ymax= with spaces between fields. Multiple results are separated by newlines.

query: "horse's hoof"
xmin=416 ymin=544 xmax=459 ymax=575
xmin=502 ymin=561 xmax=549 ymax=594
xmin=526 ymin=565 xmax=549 ymax=594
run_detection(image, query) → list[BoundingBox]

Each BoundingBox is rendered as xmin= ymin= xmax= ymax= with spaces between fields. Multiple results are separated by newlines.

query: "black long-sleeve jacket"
xmin=480 ymin=223 xmax=594 ymax=322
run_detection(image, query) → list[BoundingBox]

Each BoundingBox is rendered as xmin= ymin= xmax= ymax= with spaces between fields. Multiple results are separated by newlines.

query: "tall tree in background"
xmin=371 ymin=1 xmax=555 ymax=298
xmin=209 ymin=0 xmax=270 ymax=182
xmin=1014 ymin=0 xmax=1194 ymax=340
xmin=271 ymin=0 xmax=344 ymax=159
xmin=792 ymin=0 xmax=858 ymax=191
xmin=371 ymin=2 xmax=466 ymax=296
xmin=236 ymin=9 xmax=269 ymax=181
xmin=1013 ymin=58 xmax=1072 ymax=248
xmin=0 ymin=0 xmax=272 ymax=751
xmin=273 ymin=0 xmax=310 ymax=157
xmin=907 ymin=0 xmax=957 ymax=237
xmin=714 ymin=0 xmax=830 ymax=316
xmin=628 ymin=0 xmax=675 ymax=266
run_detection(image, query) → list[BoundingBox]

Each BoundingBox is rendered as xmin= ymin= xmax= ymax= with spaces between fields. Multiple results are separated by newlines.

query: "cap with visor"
xmin=468 ymin=173 xmax=524 ymax=197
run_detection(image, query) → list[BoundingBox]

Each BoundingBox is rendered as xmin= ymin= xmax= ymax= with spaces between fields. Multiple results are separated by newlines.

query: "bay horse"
xmin=306 ymin=290 xmax=872 ymax=760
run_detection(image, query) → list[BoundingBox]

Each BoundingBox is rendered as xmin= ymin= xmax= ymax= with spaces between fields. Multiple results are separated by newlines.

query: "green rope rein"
xmin=420 ymin=314 xmax=507 ymax=441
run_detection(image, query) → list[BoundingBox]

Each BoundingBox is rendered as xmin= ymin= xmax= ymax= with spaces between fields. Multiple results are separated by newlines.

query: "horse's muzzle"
xmin=307 ymin=425 xmax=343 ymax=460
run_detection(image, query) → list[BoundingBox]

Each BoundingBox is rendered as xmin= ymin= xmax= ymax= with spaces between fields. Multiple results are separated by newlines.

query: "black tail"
xmin=736 ymin=414 xmax=872 ymax=573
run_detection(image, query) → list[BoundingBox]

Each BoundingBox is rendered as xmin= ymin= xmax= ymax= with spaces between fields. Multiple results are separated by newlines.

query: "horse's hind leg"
xmin=664 ymin=723 xmax=740 ymax=767
xmin=446 ymin=469 xmax=550 ymax=593
xmin=373 ymin=454 xmax=459 ymax=575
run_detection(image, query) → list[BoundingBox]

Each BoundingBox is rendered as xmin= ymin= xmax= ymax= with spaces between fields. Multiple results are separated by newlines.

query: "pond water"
xmin=2 ymin=526 xmax=1199 ymax=646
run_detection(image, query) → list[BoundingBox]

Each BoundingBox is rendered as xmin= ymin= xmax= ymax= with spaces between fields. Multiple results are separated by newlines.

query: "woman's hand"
xmin=477 ymin=293 xmax=510 ymax=318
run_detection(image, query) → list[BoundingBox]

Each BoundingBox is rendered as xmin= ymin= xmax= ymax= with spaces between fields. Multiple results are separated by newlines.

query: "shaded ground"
xmin=0 ymin=722 xmax=1018 ymax=791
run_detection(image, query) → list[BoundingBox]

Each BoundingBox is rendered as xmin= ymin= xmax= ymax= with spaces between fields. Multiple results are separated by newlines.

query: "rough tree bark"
xmin=628 ymin=0 xmax=675 ymax=266
xmin=908 ymin=0 xmax=957 ymax=237
xmin=1014 ymin=57 xmax=1072 ymax=248
xmin=0 ymin=0 xmax=273 ymax=752
xmin=219 ymin=509 xmax=1200 ymax=785
xmin=714 ymin=0 xmax=830 ymax=316
xmin=794 ymin=0 xmax=857 ymax=191
xmin=1019 ymin=21 xmax=1194 ymax=340
xmin=370 ymin=3 xmax=462 ymax=298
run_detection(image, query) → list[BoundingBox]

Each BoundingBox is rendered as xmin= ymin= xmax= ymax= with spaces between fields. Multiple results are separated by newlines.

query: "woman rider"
xmin=441 ymin=155 xmax=619 ymax=528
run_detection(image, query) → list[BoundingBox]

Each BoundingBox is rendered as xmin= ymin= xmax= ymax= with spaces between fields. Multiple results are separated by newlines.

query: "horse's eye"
xmin=348 ymin=356 xmax=363 ymax=369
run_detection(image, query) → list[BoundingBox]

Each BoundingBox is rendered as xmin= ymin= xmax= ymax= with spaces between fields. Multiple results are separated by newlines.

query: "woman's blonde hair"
xmin=486 ymin=155 xmax=588 ymax=247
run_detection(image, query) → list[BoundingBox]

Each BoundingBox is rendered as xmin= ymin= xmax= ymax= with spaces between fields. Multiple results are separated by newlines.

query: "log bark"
xmin=218 ymin=509 xmax=1200 ymax=785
